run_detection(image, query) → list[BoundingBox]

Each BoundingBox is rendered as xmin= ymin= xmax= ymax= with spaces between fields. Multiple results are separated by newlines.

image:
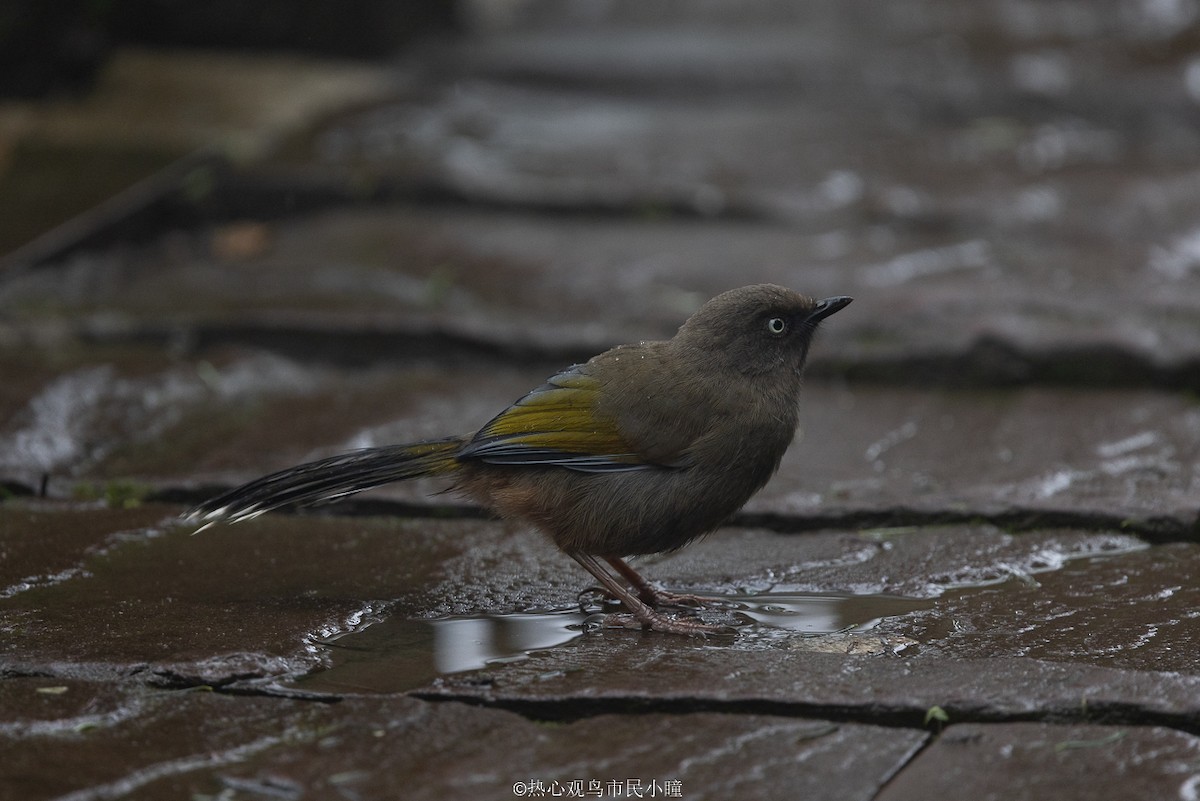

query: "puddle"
xmin=288 ymin=534 xmax=1193 ymax=695
xmin=291 ymin=611 xmax=586 ymax=695
xmin=730 ymin=591 xmax=931 ymax=634
xmin=292 ymin=590 xmax=934 ymax=694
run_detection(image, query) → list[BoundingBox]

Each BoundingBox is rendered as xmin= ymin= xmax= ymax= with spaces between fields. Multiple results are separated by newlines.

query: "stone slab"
xmin=0 ymin=504 xmax=168 ymax=595
xmin=5 ymin=352 xmax=1196 ymax=538
xmin=0 ymin=504 xmax=477 ymax=682
xmin=7 ymin=206 xmax=1200 ymax=381
xmin=0 ymin=678 xmax=926 ymax=801
xmin=900 ymin=541 xmax=1200 ymax=675
xmin=877 ymin=722 xmax=1200 ymax=801
xmin=420 ymin=643 xmax=1200 ymax=734
xmin=250 ymin=707 xmax=926 ymax=801
xmin=7 ymin=495 xmax=1192 ymax=692
xmin=756 ymin=385 xmax=1200 ymax=538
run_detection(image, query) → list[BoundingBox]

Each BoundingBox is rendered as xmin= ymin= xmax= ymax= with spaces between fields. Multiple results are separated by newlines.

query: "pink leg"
xmin=569 ymin=552 xmax=731 ymax=635
xmin=604 ymin=556 xmax=724 ymax=609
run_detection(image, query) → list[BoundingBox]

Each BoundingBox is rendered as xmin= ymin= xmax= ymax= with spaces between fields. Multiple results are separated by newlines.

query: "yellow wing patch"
xmin=458 ymin=368 xmax=651 ymax=472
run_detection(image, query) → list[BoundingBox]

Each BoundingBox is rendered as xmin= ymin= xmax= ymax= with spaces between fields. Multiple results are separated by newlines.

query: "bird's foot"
xmin=637 ymin=586 xmax=733 ymax=611
xmin=569 ymin=553 xmax=739 ymax=636
xmin=594 ymin=611 xmax=738 ymax=636
xmin=580 ymin=583 xmax=730 ymax=612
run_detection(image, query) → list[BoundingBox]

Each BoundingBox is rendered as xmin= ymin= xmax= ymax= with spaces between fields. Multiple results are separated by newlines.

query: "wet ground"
xmin=3 ymin=2 xmax=1200 ymax=799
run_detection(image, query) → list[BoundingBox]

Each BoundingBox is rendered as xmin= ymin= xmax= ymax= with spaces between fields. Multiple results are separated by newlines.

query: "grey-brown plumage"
xmin=187 ymin=284 xmax=851 ymax=634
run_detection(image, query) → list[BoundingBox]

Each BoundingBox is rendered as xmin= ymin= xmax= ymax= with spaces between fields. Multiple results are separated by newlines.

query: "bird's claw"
xmin=641 ymin=588 xmax=735 ymax=610
xmin=588 ymin=611 xmax=738 ymax=637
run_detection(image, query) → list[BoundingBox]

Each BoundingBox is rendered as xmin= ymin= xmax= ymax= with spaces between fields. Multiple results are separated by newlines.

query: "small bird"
xmin=186 ymin=284 xmax=851 ymax=634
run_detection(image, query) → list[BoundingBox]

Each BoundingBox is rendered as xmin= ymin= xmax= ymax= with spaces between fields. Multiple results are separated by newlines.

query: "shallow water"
xmin=293 ymin=589 xmax=936 ymax=694
xmin=289 ymin=531 xmax=1197 ymax=695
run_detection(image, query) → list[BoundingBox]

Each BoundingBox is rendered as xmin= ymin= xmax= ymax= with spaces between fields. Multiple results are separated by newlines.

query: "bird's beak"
xmin=809 ymin=295 xmax=853 ymax=322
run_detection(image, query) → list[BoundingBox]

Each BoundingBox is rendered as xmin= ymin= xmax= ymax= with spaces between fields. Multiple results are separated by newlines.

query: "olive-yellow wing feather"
xmin=458 ymin=366 xmax=656 ymax=472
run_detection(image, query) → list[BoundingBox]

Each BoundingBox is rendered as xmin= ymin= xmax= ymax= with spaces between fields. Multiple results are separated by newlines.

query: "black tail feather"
xmin=184 ymin=437 xmax=465 ymax=528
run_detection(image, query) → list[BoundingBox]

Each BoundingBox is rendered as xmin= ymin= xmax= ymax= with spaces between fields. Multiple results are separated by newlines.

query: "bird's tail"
xmin=184 ymin=437 xmax=465 ymax=529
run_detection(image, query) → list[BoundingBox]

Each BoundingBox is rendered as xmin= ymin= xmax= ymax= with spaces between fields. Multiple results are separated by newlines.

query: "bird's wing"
xmin=457 ymin=365 xmax=663 ymax=473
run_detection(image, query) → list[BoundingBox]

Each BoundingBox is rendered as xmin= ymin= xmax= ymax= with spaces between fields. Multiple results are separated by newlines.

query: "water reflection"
xmin=428 ymin=612 xmax=587 ymax=674
xmin=293 ymin=589 xmax=932 ymax=695
xmin=427 ymin=590 xmax=930 ymax=673
xmin=728 ymin=591 xmax=932 ymax=633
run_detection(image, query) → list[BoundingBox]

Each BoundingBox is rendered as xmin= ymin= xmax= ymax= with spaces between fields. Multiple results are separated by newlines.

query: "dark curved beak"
xmin=809 ymin=295 xmax=853 ymax=322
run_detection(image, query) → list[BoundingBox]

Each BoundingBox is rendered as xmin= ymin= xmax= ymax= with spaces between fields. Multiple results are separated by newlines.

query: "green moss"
xmin=73 ymin=480 xmax=152 ymax=509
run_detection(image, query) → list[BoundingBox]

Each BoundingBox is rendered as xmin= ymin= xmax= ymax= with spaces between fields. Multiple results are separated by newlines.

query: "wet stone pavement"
xmin=3 ymin=3 xmax=1200 ymax=800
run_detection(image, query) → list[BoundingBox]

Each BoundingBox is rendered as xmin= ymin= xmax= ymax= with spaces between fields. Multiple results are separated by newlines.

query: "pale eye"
xmin=766 ymin=316 xmax=788 ymax=335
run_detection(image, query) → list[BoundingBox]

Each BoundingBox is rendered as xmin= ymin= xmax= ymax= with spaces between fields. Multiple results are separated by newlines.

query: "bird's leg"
xmin=569 ymin=552 xmax=731 ymax=635
xmin=604 ymin=556 xmax=723 ymax=610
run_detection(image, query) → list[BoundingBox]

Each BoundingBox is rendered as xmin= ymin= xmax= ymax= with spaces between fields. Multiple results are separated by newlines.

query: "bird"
xmin=186 ymin=284 xmax=852 ymax=634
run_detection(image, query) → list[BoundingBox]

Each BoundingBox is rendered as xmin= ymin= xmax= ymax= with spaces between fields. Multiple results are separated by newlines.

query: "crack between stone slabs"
xmin=407 ymin=692 xmax=1200 ymax=738
xmin=81 ymin=319 xmax=602 ymax=373
xmin=3 ymin=149 xmax=779 ymax=275
xmin=113 ymin=674 xmax=1200 ymax=741
xmin=65 ymin=312 xmax=1200 ymax=395
xmin=29 ymin=666 xmax=1194 ymax=740
xmin=11 ymin=667 xmax=1198 ymax=742
xmin=731 ymin=506 xmax=1199 ymax=545
xmin=216 ymin=166 xmax=780 ymax=228
xmin=3 ymin=660 xmax=155 ymax=683
xmin=144 ymin=669 xmax=326 ymax=696
xmin=141 ymin=490 xmax=1200 ymax=544
xmin=2 ymin=666 xmax=60 ymax=680
xmin=834 ymin=338 xmax=1200 ymax=394
xmin=207 ymin=682 xmax=345 ymax=705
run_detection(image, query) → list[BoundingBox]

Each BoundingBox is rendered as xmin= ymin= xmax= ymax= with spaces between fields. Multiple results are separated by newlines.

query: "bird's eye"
xmin=766 ymin=316 xmax=788 ymax=336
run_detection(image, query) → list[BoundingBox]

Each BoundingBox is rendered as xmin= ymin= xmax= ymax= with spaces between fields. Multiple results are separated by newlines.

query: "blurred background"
xmin=2 ymin=0 xmax=1200 ymax=500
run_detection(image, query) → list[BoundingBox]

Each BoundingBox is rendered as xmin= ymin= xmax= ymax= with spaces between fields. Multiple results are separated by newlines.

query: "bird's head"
xmin=673 ymin=284 xmax=852 ymax=376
